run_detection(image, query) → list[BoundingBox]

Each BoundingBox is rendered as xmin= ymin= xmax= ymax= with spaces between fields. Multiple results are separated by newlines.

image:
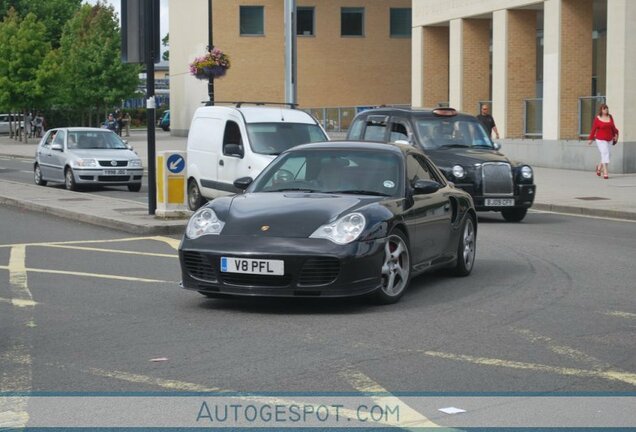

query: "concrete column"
xmin=606 ymin=0 xmax=636 ymax=172
xmin=412 ymin=26 xmax=425 ymax=108
xmin=542 ymin=0 xmax=561 ymax=140
xmin=492 ymin=10 xmax=507 ymax=138
xmin=506 ymin=10 xmax=537 ymax=139
xmin=461 ymin=19 xmax=490 ymax=117
xmin=449 ymin=19 xmax=463 ymax=110
xmin=422 ymin=26 xmax=450 ymax=108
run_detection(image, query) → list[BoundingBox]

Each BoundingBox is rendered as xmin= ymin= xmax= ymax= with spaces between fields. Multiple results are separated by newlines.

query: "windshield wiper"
xmin=440 ymin=144 xmax=470 ymax=148
xmin=268 ymin=188 xmax=317 ymax=192
xmin=472 ymin=144 xmax=494 ymax=149
xmin=325 ymin=190 xmax=390 ymax=197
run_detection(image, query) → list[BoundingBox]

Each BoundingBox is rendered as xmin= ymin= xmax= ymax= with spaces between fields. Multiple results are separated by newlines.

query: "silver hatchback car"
xmin=34 ymin=128 xmax=143 ymax=191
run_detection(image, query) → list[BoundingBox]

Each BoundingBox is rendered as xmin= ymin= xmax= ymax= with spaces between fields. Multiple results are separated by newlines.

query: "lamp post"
xmin=208 ymin=0 xmax=214 ymax=104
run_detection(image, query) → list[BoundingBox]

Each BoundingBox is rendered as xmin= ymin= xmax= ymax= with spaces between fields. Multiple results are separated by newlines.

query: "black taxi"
xmin=347 ymin=107 xmax=536 ymax=222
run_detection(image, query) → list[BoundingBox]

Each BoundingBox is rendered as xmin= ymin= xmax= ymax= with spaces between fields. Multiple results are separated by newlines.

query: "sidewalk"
xmin=1 ymin=132 xmax=635 ymax=236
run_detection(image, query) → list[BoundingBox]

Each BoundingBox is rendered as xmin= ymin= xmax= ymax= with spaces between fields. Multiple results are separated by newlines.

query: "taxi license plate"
xmin=103 ymin=169 xmax=127 ymax=175
xmin=485 ymin=198 xmax=515 ymax=207
xmin=221 ymin=257 xmax=284 ymax=275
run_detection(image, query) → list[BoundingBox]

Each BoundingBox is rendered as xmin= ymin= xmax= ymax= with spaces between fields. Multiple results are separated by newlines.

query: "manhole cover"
xmin=575 ymin=196 xmax=610 ymax=201
xmin=58 ymin=198 xmax=90 ymax=202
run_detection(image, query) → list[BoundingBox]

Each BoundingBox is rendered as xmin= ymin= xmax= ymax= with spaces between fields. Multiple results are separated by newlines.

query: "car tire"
xmin=501 ymin=207 xmax=528 ymax=223
xmin=34 ymin=164 xmax=47 ymax=186
xmin=128 ymin=183 xmax=142 ymax=192
xmin=373 ymin=230 xmax=411 ymax=305
xmin=452 ymin=215 xmax=476 ymax=277
xmin=64 ymin=167 xmax=77 ymax=191
xmin=188 ymin=179 xmax=205 ymax=211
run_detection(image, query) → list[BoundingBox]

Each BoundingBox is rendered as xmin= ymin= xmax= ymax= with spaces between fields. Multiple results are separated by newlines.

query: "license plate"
xmin=103 ymin=169 xmax=127 ymax=175
xmin=221 ymin=257 xmax=284 ymax=275
xmin=485 ymin=198 xmax=515 ymax=207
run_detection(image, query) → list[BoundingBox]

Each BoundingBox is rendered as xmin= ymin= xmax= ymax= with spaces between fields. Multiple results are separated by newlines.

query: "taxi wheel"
xmin=188 ymin=179 xmax=205 ymax=211
xmin=452 ymin=215 xmax=476 ymax=276
xmin=502 ymin=208 xmax=528 ymax=222
xmin=34 ymin=164 xmax=47 ymax=186
xmin=128 ymin=183 xmax=142 ymax=192
xmin=64 ymin=167 xmax=77 ymax=191
xmin=374 ymin=230 xmax=411 ymax=304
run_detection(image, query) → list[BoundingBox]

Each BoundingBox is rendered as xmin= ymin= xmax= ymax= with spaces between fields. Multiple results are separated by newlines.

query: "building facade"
xmin=412 ymin=0 xmax=636 ymax=173
xmin=170 ymin=0 xmax=412 ymax=136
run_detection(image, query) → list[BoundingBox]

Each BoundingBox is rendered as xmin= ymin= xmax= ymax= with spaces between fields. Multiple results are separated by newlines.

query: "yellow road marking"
xmin=339 ymin=367 xmax=439 ymax=429
xmin=0 ymin=266 xmax=173 ymax=284
xmin=39 ymin=244 xmax=177 ymax=258
xmin=152 ymin=236 xmax=181 ymax=250
xmin=421 ymin=351 xmax=636 ymax=386
xmin=600 ymin=310 xmax=636 ymax=320
xmin=0 ymin=236 xmax=159 ymax=249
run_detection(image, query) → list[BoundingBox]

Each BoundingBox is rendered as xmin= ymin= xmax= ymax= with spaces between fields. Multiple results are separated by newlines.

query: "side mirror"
xmin=493 ymin=142 xmax=502 ymax=151
xmin=233 ymin=176 xmax=253 ymax=191
xmin=413 ymin=179 xmax=441 ymax=195
xmin=393 ymin=139 xmax=410 ymax=145
xmin=224 ymin=143 xmax=244 ymax=158
xmin=51 ymin=143 xmax=63 ymax=152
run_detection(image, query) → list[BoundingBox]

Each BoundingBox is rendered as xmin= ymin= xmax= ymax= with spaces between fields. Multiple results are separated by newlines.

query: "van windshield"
xmin=246 ymin=123 xmax=327 ymax=155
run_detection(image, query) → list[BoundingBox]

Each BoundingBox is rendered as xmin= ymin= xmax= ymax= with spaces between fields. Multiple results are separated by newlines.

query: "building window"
xmin=390 ymin=8 xmax=411 ymax=37
xmin=341 ymin=7 xmax=364 ymax=37
xmin=240 ymin=6 xmax=264 ymax=36
xmin=297 ymin=7 xmax=314 ymax=36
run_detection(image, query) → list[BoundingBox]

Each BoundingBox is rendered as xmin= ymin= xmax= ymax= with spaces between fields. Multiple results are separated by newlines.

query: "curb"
xmin=0 ymin=195 xmax=187 ymax=235
xmin=532 ymin=203 xmax=636 ymax=222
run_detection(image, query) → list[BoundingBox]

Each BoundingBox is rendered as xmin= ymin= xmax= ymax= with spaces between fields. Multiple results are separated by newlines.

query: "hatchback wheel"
xmin=34 ymin=164 xmax=47 ymax=186
xmin=64 ymin=167 xmax=77 ymax=191
xmin=502 ymin=207 xmax=528 ymax=222
xmin=452 ymin=215 xmax=476 ymax=276
xmin=188 ymin=179 xmax=205 ymax=210
xmin=374 ymin=230 xmax=411 ymax=304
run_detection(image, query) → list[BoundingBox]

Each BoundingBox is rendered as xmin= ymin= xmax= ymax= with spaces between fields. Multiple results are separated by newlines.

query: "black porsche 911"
xmin=179 ymin=142 xmax=477 ymax=304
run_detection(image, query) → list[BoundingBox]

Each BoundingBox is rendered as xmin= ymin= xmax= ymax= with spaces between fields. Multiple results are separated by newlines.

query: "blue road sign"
xmin=166 ymin=154 xmax=185 ymax=174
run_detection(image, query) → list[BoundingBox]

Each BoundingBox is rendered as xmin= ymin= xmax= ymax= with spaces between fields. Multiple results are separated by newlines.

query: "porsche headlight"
xmin=129 ymin=159 xmax=142 ymax=168
xmin=452 ymin=165 xmax=466 ymax=179
xmin=310 ymin=213 xmax=366 ymax=245
xmin=521 ymin=165 xmax=533 ymax=179
xmin=72 ymin=158 xmax=97 ymax=167
xmin=186 ymin=208 xmax=225 ymax=239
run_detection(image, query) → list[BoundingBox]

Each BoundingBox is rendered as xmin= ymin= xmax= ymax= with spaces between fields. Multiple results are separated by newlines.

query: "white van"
xmin=186 ymin=104 xmax=328 ymax=210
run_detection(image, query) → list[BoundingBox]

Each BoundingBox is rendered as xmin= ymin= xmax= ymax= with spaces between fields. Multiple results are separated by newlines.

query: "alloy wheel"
xmin=381 ymin=234 xmax=410 ymax=297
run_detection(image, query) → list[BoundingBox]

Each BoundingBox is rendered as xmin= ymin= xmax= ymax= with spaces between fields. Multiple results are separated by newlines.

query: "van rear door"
xmin=187 ymin=116 xmax=223 ymax=198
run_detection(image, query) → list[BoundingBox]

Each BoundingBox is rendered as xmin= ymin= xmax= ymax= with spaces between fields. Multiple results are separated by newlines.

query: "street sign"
xmin=166 ymin=154 xmax=185 ymax=174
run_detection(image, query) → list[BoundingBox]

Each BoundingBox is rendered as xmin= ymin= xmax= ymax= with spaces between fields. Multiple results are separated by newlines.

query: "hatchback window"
xmin=246 ymin=123 xmax=327 ymax=155
xmin=415 ymin=118 xmax=493 ymax=150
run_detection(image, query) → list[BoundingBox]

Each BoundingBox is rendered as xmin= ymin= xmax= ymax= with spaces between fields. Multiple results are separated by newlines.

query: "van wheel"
xmin=34 ymin=164 xmax=47 ymax=186
xmin=188 ymin=179 xmax=205 ymax=210
xmin=64 ymin=167 xmax=77 ymax=191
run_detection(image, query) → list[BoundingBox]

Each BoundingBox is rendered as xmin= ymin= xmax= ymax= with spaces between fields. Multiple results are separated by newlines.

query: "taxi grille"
xmin=98 ymin=160 xmax=127 ymax=167
xmin=182 ymin=251 xmax=217 ymax=282
xmin=298 ymin=258 xmax=340 ymax=286
xmin=221 ymin=273 xmax=292 ymax=287
xmin=482 ymin=163 xmax=513 ymax=195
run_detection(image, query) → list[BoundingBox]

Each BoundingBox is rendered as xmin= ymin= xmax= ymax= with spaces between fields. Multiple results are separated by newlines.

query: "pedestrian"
xmin=476 ymin=104 xmax=500 ymax=140
xmin=115 ymin=109 xmax=123 ymax=136
xmin=122 ymin=112 xmax=131 ymax=137
xmin=104 ymin=113 xmax=118 ymax=132
xmin=588 ymin=103 xmax=619 ymax=179
xmin=34 ymin=113 xmax=43 ymax=138
xmin=25 ymin=112 xmax=32 ymax=138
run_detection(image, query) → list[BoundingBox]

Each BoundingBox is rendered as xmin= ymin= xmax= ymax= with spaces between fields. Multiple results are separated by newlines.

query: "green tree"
xmin=162 ymin=32 xmax=169 ymax=62
xmin=57 ymin=2 xmax=140 ymax=125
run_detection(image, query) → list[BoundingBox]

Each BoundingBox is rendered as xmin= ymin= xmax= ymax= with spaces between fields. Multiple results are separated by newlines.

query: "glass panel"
xmin=579 ymin=96 xmax=605 ymax=137
xmin=325 ymin=108 xmax=339 ymax=131
xmin=297 ymin=7 xmax=314 ymax=36
xmin=339 ymin=108 xmax=356 ymax=132
xmin=341 ymin=7 xmax=364 ymax=36
xmin=390 ymin=8 xmax=411 ymax=37
xmin=240 ymin=6 xmax=264 ymax=35
xmin=524 ymin=99 xmax=543 ymax=137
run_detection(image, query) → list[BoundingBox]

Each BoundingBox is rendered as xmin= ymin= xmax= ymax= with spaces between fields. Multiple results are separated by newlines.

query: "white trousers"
xmin=596 ymin=139 xmax=611 ymax=164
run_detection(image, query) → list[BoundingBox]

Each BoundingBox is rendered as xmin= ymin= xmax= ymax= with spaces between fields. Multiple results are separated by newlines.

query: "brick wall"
xmin=422 ymin=26 xmax=449 ymax=107
xmin=461 ymin=19 xmax=490 ymax=115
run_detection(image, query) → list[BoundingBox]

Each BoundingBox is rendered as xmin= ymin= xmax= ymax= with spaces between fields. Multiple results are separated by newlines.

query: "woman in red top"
xmin=588 ymin=104 xmax=619 ymax=179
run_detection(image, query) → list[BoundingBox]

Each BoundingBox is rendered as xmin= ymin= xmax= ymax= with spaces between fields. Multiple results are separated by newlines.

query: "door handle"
xmin=444 ymin=204 xmax=450 ymax=212
xmin=219 ymin=159 xmax=224 ymax=166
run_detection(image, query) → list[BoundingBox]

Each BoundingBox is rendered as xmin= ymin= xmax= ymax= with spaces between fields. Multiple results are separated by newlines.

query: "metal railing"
xmin=302 ymin=105 xmax=409 ymax=132
xmin=523 ymin=98 xmax=543 ymax=138
xmin=578 ymin=96 xmax=606 ymax=138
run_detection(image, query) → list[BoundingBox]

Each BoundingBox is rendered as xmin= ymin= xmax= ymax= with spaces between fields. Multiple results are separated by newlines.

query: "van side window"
xmin=223 ymin=121 xmax=243 ymax=157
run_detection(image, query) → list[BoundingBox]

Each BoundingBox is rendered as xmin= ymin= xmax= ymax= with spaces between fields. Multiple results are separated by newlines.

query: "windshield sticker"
xmin=383 ymin=180 xmax=395 ymax=188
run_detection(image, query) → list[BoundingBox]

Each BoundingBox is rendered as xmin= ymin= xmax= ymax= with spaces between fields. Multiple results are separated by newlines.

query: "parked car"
xmin=0 ymin=113 xmax=24 ymax=134
xmin=159 ymin=110 xmax=170 ymax=131
xmin=185 ymin=103 xmax=328 ymax=211
xmin=347 ymin=107 xmax=536 ymax=222
xmin=179 ymin=141 xmax=477 ymax=304
xmin=33 ymin=128 xmax=143 ymax=192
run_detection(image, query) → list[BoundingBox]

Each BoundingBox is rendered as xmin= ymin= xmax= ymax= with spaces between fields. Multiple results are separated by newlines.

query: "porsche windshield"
xmin=253 ymin=149 xmax=403 ymax=197
xmin=246 ymin=123 xmax=327 ymax=155
xmin=415 ymin=118 xmax=494 ymax=150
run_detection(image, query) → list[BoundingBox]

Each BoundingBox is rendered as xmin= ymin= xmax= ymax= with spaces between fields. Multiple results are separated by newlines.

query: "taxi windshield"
xmin=415 ymin=118 xmax=494 ymax=150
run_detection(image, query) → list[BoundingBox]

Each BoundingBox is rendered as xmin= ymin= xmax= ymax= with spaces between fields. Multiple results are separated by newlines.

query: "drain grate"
xmin=575 ymin=196 xmax=610 ymax=201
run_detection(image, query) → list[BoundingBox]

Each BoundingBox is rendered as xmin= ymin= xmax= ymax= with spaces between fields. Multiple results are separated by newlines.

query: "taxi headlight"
xmin=452 ymin=165 xmax=466 ymax=179
xmin=310 ymin=213 xmax=366 ymax=245
xmin=521 ymin=165 xmax=533 ymax=179
xmin=186 ymin=208 xmax=225 ymax=239
xmin=73 ymin=158 xmax=97 ymax=167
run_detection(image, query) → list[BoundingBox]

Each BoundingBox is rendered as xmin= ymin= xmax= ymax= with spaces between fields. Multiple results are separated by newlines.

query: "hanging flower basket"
xmin=189 ymin=48 xmax=231 ymax=80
